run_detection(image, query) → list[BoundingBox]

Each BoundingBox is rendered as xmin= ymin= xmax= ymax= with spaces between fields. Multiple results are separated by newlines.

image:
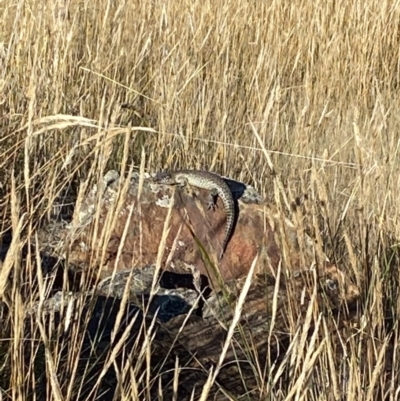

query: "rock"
xmin=42 ymin=170 xmax=358 ymax=296
xmin=24 ymin=265 xmax=201 ymax=323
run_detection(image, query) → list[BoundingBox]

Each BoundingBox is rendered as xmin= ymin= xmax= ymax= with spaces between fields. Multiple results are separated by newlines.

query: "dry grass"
xmin=0 ymin=0 xmax=400 ymax=399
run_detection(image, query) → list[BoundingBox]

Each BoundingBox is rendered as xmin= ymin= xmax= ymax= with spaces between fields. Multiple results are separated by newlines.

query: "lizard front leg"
xmin=175 ymin=176 xmax=188 ymax=188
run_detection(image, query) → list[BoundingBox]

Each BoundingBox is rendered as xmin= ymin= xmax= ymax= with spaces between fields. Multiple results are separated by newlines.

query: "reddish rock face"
xmin=58 ymin=171 xmax=358 ymax=303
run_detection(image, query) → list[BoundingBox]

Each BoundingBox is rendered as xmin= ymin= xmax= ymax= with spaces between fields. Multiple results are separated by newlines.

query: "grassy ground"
xmin=0 ymin=0 xmax=400 ymax=399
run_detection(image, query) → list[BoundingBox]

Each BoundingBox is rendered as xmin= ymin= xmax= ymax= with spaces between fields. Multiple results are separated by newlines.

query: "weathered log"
xmin=20 ymin=263 xmax=359 ymax=400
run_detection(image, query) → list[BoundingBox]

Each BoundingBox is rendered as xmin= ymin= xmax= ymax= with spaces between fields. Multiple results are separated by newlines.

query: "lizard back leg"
xmin=207 ymin=188 xmax=219 ymax=211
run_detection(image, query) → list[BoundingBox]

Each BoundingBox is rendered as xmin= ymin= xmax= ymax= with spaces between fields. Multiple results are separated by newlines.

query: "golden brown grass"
xmin=0 ymin=0 xmax=400 ymax=399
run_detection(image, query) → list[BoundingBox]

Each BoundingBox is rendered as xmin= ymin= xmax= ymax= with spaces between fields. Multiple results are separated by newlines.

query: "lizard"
xmin=153 ymin=170 xmax=236 ymax=261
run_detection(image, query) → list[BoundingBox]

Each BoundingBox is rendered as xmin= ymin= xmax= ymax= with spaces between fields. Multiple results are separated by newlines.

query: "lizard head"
xmin=153 ymin=171 xmax=174 ymax=184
